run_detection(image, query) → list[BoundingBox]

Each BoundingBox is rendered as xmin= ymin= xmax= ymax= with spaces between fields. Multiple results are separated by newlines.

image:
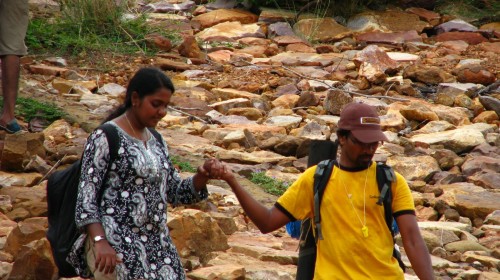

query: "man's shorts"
xmin=0 ymin=0 xmax=29 ymax=56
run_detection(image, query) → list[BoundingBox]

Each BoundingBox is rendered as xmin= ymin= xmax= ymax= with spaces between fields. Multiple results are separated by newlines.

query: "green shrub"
xmin=435 ymin=0 xmax=500 ymax=23
xmin=26 ymin=0 xmax=181 ymax=56
xmin=0 ymin=97 xmax=65 ymax=122
xmin=170 ymin=156 xmax=197 ymax=173
xmin=250 ymin=172 xmax=291 ymax=196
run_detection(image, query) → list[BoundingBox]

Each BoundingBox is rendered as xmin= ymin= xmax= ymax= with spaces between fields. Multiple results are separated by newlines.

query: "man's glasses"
xmin=348 ymin=134 xmax=381 ymax=150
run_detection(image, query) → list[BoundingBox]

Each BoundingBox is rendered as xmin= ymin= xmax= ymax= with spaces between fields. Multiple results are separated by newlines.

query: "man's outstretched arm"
xmin=224 ymin=173 xmax=291 ymax=233
xmin=396 ymin=214 xmax=434 ymax=280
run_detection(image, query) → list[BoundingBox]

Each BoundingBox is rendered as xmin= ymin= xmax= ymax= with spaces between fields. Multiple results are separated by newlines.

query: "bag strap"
xmin=313 ymin=159 xmax=335 ymax=243
xmin=99 ymin=123 xmax=120 ymax=162
xmin=90 ymin=123 xmax=120 ymax=202
xmin=376 ymin=162 xmax=406 ymax=272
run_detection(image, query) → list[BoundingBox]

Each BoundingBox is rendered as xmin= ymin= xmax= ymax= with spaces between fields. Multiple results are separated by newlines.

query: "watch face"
xmin=94 ymin=235 xmax=106 ymax=242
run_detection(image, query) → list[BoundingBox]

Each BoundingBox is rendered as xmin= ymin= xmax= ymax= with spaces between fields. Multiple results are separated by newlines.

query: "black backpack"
xmin=46 ymin=123 xmax=163 ymax=277
xmin=296 ymin=141 xmax=405 ymax=280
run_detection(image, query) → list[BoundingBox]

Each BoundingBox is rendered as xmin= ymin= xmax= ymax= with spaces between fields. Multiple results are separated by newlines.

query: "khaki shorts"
xmin=85 ymin=237 xmax=117 ymax=280
xmin=0 ymin=0 xmax=29 ymax=56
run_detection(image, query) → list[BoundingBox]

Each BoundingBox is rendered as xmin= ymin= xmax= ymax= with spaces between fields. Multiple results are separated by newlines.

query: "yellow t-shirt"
xmin=277 ymin=162 xmax=414 ymax=280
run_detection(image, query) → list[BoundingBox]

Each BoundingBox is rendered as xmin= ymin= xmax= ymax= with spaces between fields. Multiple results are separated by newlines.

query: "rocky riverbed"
xmin=0 ymin=0 xmax=499 ymax=279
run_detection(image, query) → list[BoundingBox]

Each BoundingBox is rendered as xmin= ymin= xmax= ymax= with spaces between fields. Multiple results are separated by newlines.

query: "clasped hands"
xmin=197 ymin=158 xmax=233 ymax=181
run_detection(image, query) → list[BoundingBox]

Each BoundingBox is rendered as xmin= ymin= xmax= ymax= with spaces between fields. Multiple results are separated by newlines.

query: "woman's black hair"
xmin=102 ymin=67 xmax=175 ymax=123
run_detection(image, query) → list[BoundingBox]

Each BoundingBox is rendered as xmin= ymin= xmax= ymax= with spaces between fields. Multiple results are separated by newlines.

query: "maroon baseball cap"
xmin=338 ymin=102 xmax=389 ymax=143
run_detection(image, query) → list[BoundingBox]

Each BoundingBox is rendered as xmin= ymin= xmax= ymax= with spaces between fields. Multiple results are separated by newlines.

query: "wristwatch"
xmin=93 ymin=235 xmax=107 ymax=242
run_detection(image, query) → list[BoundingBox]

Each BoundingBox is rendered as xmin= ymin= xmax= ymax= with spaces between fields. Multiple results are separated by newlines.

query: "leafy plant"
xmin=170 ymin=155 xmax=197 ymax=173
xmin=250 ymin=172 xmax=291 ymax=196
xmin=26 ymin=0 xmax=181 ymax=57
xmin=435 ymin=0 xmax=500 ymax=23
xmin=0 ymin=97 xmax=65 ymax=122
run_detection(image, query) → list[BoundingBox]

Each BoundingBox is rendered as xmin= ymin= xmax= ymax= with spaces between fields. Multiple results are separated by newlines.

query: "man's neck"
xmin=337 ymin=160 xmax=372 ymax=172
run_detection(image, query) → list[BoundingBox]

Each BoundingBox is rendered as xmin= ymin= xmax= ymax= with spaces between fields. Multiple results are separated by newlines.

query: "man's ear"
xmin=338 ymin=135 xmax=347 ymax=146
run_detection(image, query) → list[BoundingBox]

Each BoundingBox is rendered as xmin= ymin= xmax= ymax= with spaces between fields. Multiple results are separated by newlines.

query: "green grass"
xmin=250 ymin=172 xmax=291 ymax=196
xmin=170 ymin=155 xmax=197 ymax=173
xmin=0 ymin=97 xmax=65 ymax=122
xmin=435 ymin=0 xmax=500 ymax=24
xmin=26 ymin=1 xmax=181 ymax=57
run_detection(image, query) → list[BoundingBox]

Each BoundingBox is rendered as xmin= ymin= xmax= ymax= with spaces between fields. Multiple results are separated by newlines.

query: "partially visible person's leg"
xmin=0 ymin=55 xmax=20 ymax=125
xmin=0 ymin=0 xmax=29 ymax=133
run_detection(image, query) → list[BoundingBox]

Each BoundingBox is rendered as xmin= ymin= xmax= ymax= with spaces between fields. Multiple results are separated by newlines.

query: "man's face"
xmin=340 ymin=133 xmax=380 ymax=168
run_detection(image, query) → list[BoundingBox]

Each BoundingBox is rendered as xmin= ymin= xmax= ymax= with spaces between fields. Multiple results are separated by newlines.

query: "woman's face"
xmin=133 ymin=87 xmax=172 ymax=128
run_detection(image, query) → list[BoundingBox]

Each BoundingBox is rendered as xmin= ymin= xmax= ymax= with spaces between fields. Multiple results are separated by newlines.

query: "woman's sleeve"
xmin=162 ymin=140 xmax=208 ymax=206
xmin=75 ymin=129 xmax=110 ymax=228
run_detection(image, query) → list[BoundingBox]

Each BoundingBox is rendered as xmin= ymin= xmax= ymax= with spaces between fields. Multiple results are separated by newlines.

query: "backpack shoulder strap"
xmin=98 ymin=123 xmax=120 ymax=162
xmin=376 ymin=162 xmax=406 ymax=272
xmin=376 ymin=162 xmax=395 ymax=228
xmin=313 ymin=159 xmax=335 ymax=242
xmin=93 ymin=123 xmax=120 ymax=201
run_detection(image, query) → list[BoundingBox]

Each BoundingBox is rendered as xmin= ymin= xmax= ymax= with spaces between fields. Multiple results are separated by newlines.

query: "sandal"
xmin=0 ymin=119 xmax=23 ymax=134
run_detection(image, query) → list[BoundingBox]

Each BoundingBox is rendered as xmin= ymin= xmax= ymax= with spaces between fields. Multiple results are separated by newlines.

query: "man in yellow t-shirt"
xmin=220 ymin=102 xmax=434 ymax=279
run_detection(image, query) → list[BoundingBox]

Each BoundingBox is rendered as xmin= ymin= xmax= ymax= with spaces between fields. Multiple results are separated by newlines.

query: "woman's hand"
xmin=94 ymin=240 xmax=122 ymax=274
xmin=199 ymin=158 xmax=234 ymax=181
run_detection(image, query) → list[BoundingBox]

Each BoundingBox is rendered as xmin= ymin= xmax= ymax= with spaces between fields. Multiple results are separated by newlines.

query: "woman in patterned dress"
xmin=68 ymin=67 xmax=226 ymax=279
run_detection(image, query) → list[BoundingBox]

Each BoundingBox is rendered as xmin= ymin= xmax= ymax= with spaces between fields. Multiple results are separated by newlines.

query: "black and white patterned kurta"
xmin=68 ymin=122 xmax=208 ymax=279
